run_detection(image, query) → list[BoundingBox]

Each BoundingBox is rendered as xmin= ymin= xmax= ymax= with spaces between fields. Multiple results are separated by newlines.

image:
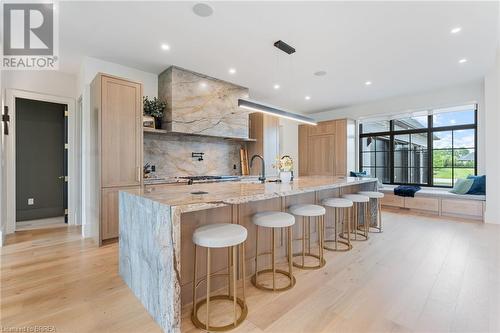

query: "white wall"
xmin=310 ymin=80 xmax=486 ymax=174
xmin=484 ymin=27 xmax=500 ymax=224
xmin=484 ymin=67 xmax=499 ymax=224
xmin=3 ymin=70 xmax=77 ymax=99
xmin=78 ymin=57 xmax=158 ymax=97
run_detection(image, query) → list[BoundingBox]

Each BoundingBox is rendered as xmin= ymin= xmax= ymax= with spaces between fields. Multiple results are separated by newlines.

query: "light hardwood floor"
xmin=1 ymin=211 xmax=499 ymax=333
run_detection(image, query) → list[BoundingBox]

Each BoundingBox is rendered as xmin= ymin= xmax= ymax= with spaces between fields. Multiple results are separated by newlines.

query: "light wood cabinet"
xmin=298 ymin=125 xmax=309 ymax=175
xmin=307 ymin=134 xmax=335 ymax=176
xmin=91 ymin=73 xmax=143 ymax=244
xmin=308 ymin=120 xmax=336 ymax=136
xmin=100 ymin=76 xmax=142 ymax=187
xmin=299 ymin=118 xmax=352 ymax=176
xmin=247 ymin=113 xmax=279 ymax=177
xmin=334 ymin=119 xmax=347 ymax=176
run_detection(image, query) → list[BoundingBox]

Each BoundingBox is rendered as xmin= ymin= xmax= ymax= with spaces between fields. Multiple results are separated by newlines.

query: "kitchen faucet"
xmin=250 ymin=154 xmax=266 ymax=183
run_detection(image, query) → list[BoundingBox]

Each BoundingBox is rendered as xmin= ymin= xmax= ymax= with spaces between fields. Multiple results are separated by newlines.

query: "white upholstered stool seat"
xmin=289 ymin=204 xmax=326 ymax=217
xmin=322 ymin=198 xmax=353 ymax=208
xmin=252 ymin=211 xmax=295 ymax=228
xmin=193 ymin=223 xmax=247 ymax=248
xmin=358 ymin=191 xmax=384 ymax=199
xmin=343 ymin=194 xmax=370 ymax=203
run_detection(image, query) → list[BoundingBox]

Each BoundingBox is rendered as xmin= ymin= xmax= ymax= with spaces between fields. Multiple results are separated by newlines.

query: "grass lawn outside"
xmin=433 ymin=168 xmax=475 ymax=186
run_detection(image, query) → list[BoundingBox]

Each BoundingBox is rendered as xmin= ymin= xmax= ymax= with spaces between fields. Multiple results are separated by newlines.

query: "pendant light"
xmin=238 ymin=40 xmax=317 ymax=126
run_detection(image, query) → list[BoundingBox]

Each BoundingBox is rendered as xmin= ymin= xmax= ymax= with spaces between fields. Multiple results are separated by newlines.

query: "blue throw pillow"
xmin=350 ymin=171 xmax=368 ymax=177
xmin=466 ymin=175 xmax=486 ymax=195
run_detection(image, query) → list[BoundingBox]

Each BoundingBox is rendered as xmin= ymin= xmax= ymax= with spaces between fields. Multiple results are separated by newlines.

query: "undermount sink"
xmin=191 ymin=191 xmax=209 ymax=195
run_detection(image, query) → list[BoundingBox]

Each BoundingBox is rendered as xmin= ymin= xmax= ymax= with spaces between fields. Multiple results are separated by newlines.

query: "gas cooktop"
xmin=177 ymin=175 xmax=241 ymax=184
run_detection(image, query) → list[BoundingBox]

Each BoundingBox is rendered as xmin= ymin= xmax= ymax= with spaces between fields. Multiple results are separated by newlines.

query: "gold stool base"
xmin=339 ymin=231 xmax=368 ymax=241
xmin=368 ymin=226 xmax=383 ymax=233
xmin=251 ymin=269 xmax=296 ymax=292
xmin=323 ymin=239 xmax=352 ymax=251
xmin=191 ymin=294 xmax=248 ymax=332
xmin=292 ymin=253 xmax=326 ymax=270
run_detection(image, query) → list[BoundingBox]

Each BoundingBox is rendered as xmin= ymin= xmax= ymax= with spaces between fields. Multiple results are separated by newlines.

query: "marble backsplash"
xmin=144 ymin=132 xmax=243 ymax=177
xmin=158 ymin=66 xmax=250 ymax=139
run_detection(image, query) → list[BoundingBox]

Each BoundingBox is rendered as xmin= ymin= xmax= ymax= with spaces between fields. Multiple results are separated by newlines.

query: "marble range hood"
xmin=158 ymin=66 xmax=251 ymax=139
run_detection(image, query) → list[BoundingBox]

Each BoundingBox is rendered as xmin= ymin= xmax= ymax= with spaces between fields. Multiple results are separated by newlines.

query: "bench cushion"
xmin=379 ymin=186 xmax=485 ymax=201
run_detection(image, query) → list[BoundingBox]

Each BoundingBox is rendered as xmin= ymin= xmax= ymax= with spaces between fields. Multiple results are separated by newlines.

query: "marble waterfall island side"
xmin=118 ymin=176 xmax=378 ymax=332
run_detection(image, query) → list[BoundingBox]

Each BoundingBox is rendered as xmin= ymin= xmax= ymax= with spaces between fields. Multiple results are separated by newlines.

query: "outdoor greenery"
xmin=432 ymin=148 xmax=474 ymax=168
xmin=433 ymin=148 xmax=474 ymax=185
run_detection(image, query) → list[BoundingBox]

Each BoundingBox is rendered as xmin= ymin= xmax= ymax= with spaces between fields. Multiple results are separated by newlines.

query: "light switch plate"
xmin=28 ymin=198 xmax=34 ymax=205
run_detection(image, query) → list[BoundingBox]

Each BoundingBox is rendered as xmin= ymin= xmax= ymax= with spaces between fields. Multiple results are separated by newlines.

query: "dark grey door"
xmin=15 ymin=98 xmax=67 ymax=222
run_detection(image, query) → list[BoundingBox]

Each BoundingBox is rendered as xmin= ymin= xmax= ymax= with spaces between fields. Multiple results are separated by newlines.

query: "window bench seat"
xmin=379 ymin=186 xmax=486 ymax=221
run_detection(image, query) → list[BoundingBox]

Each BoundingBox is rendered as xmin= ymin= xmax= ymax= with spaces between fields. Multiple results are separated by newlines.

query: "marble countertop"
xmin=126 ymin=176 xmax=378 ymax=210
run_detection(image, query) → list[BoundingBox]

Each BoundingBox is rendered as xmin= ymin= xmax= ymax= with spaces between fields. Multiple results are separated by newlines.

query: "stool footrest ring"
xmin=368 ymin=226 xmax=383 ymax=233
xmin=339 ymin=231 xmax=368 ymax=241
xmin=191 ymin=294 xmax=248 ymax=332
xmin=323 ymin=239 xmax=352 ymax=251
xmin=251 ymin=269 xmax=296 ymax=292
xmin=292 ymin=253 xmax=326 ymax=270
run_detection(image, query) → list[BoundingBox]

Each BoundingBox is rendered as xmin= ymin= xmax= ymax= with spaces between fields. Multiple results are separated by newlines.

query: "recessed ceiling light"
xmin=273 ymin=84 xmax=280 ymax=90
xmin=193 ymin=3 xmax=213 ymax=17
xmin=365 ymin=81 xmax=372 ymax=86
xmin=200 ymin=82 xmax=207 ymax=88
xmin=228 ymin=68 xmax=236 ymax=74
xmin=161 ymin=43 xmax=170 ymax=51
xmin=305 ymin=96 xmax=311 ymax=100
xmin=450 ymin=27 xmax=462 ymax=34
xmin=314 ymin=70 xmax=327 ymax=76
xmin=458 ymin=58 xmax=467 ymax=64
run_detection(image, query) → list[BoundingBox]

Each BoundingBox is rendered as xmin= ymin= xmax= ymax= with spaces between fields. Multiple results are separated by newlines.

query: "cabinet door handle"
xmin=137 ymin=167 xmax=141 ymax=183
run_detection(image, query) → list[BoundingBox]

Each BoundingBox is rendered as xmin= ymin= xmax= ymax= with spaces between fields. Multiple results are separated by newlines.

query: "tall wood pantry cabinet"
xmin=298 ymin=119 xmax=355 ymax=177
xmin=90 ymin=73 xmax=143 ymax=244
xmin=247 ymin=113 xmax=280 ymax=177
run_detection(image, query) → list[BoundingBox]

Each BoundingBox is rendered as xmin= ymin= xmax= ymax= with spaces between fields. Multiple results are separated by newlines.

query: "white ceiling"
xmin=59 ymin=1 xmax=498 ymax=113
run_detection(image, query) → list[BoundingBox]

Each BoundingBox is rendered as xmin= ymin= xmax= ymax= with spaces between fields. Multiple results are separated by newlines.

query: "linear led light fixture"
xmin=238 ymin=99 xmax=317 ymax=125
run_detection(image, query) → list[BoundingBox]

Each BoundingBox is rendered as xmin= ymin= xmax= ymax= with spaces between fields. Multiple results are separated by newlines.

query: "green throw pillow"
xmin=449 ymin=178 xmax=474 ymax=194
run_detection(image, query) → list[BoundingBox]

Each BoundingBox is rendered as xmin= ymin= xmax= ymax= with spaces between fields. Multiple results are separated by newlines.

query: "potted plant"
xmin=276 ymin=155 xmax=294 ymax=183
xmin=143 ymin=96 xmax=166 ymax=129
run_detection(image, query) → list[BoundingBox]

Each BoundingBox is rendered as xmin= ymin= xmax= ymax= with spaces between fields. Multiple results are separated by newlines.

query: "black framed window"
xmin=359 ymin=105 xmax=477 ymax=187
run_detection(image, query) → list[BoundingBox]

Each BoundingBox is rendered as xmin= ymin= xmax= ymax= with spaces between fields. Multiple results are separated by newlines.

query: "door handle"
xmin=58 ymin=176 xmax=65 ymax=179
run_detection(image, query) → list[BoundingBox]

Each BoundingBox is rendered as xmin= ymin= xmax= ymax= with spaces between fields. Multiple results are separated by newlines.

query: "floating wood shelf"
xmin=143 ymin=127 xmax=256 ymax=142
xmin=143 ymin=127 xmax=168 ymax=134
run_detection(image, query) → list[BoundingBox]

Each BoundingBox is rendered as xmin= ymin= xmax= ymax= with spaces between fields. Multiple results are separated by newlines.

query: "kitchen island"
xmin=118 ymin=176 xmax=378 ymax=333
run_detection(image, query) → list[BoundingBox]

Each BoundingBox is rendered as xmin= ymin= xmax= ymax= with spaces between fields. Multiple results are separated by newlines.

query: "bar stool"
xmin=289 ymin=204 xmax=326 ymax=270
xmin=322 ymin=198 xmax=354 ymax=251
xmin=358 ymin=191 xmax=384 ymax=232
xmin=251 ymin=211 xmax=296 ymax=292
xmin=192 ymin=223 xmax=248 ymax=331
xmin=341 ymin=194 xmax=370 ymax=241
